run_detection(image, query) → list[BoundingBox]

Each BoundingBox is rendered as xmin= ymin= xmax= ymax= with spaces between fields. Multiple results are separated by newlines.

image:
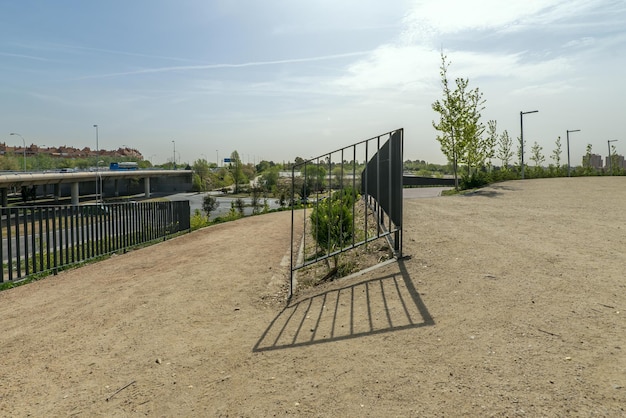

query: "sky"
xmin=1 ymin=0 xmax=625 ymax=166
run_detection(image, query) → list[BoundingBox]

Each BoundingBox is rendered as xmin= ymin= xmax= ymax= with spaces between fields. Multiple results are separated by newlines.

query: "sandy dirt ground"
xmin=0 ymin=177 xmax=625 ymax=417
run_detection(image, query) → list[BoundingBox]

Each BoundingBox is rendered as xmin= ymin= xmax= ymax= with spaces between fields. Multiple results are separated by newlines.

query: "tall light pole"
xmin=520 ymin=110 xmax=538 ymax=179
xmin=172 ymin=140 xmax=176 ymax=170
xmin=608 ymin=139 xmax=618 ymax=175
xmin=566 ymin=129 xmax=581 ymax=177
xmin=9 ymin=132 xmax=26 ymax=171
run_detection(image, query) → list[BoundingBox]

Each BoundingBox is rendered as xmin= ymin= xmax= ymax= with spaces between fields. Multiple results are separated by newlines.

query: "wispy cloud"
xmin=0 ymin=51 xmax=49 ymax=61
xmin=76 ymin=51 xmax=373 ymax=80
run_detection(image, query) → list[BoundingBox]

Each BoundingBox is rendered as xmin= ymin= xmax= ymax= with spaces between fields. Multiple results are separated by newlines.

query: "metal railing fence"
xmin=1 ymin=201 xmax=190 ymax=283
xmin=289 ymin=129 xmax=403 ymax=297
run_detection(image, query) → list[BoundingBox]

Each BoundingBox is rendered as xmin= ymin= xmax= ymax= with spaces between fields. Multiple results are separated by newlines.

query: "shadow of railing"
xmin=253 ymin=259 xmax=433 ymax=352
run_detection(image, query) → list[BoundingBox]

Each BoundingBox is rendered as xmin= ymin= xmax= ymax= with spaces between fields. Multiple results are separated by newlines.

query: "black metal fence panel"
xmin=0 ymin=201 xmax=190 ymax=283
xmin=289 ymin=129 xmax=404 ymax=297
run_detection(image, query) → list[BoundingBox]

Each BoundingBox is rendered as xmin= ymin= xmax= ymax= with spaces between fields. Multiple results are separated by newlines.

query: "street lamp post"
xmin=172 ymin=140 xmax=176 ymax=170
xmin=608 ymin=140 xmax=618 ymax=175
xmin=566 ymin=129 xmax=581 ymax=177
xmin=9 ymin=133 xmax=26 ymax=171
xmin=520 ymin=110 xmax=538 ymax=179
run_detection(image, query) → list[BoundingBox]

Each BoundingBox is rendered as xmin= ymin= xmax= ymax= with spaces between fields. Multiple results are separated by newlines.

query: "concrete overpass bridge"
xmin=0 ymin=169 xmax=193 ymax=207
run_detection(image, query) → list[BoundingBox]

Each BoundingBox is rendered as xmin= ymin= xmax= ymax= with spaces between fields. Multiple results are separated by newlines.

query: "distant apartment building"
xmin=588 ymin=153 xmax=603 ymax=169
xmin=605 ymin=154 xmax=626 ymax=169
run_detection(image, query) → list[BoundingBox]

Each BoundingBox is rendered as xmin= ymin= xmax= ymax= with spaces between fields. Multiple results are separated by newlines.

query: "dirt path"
xmin=0 ymin=177 xmax=625 ymax=416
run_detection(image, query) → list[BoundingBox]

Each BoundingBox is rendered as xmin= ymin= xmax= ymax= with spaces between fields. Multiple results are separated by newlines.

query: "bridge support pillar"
xmin=114 ymin=179 xmax=119 ymax=197
xmin=71 ymin=182 xmax=79 ymax=206
xmin=1 ymin=188 xmax=7 ymax=207
xmin=144 ymin=177 xmax=150 ymax=198
xmin=54 ymin=184 xmax=61 ymax=203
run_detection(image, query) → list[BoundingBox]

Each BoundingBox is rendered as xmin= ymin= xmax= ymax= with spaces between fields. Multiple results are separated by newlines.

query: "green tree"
xmin=609 ymin=144 xmax=619 ymax=175
xmin=310 ymin=190 xmax=355 ymax=270
xmin=432 ymin=53 xmax=486 ymax=189
xmin=302 ymin=163 xmax=327 ymax=193
xmin=202 ymin=195 xmax=220 ymax=219
xmin=193 ymin=158 xmax=211 ymax=180
xmin=191 ymin=173 xmax=204 ymax=192
xmin=582 ymin=143 xmax=593 ymax=173
xmin=234 ymin=198 xmax=245 ymax=216
xmin=530 ymin=141 xmax=545 ymax=176
xmin=496 ymin=130 xmax=514 ymax=170
xmin=516 ymin=136 xmax=524 ymax=172
xmin=261 ymin=166 xmax=280 ymax=191
xmin=251 ymin=187 xmax=261 ymax=214
xmin=483 ymin=120 xmax=498 ymax=171
xmin=551 ymin=136 xmax=562 ymax=175
xmin=229 ymin=151 xmax=244 ymax=193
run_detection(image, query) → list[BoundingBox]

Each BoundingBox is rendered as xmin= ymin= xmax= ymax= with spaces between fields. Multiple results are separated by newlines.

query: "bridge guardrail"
xmin=0 ymin=201 xmax=190 ymax=283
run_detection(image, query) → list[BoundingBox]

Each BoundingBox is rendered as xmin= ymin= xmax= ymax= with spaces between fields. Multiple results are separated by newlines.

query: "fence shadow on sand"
xmin=253 ymin=259 xmax=434 ymax=352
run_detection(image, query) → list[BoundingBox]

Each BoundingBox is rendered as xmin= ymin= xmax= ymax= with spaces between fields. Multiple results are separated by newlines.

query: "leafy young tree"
xmin=496 ymin=130 xmax=514 ymax=170
xmin=530 ymin=141 xmax=545 ymax=177
xmin=551 ymin=136 xmax=562 ymax=174
xmin=582 ymin=143 xmax=594 ymax=175
xmin=460 ymin=88 xmax=487 ymax=175
xmin=530 ymin=142 xmax=544 ymax=166
xmin=261 ymin=166 xmax=280 ymax=191
xmin=234 ymin=198 xmax=245 ymax=216
xmin=229 ymin=151 xmax=244 ymax=193
xmin=202 ymin=195 xmax=220 ymax=219
xmin=609 ymin=144 xmax=619 ymax=175
xmin=310 ymin=189 xmax=355 ymax=270
xmin=193 ymin=158 xmax=211 ymax=181
xmin=432 ymin=53 xmax=486 ymax=189
xmin=516 ymin=136 xmax=523 ymax=171
xmin=483 ymin=120 xmax=498 ymax=171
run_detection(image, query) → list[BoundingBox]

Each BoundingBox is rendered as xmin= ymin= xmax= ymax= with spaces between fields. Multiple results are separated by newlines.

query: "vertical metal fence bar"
xmin=63 ymin=206 xmax=70 ymax=266
xmin=340 ymin=149 xmax=345 ymax=251
xmin=79 ymin=206 xmax=86 ymax=261
xmin=302 ymin=162 xmax=307 ymax=265
xmin=326 ymin=153 xmax=332 ymax=255
xmin=112 ymin=204 xmax=118 ymax=251
xmin=52 ymin=207 xmax=58 ymax=271
xmin=0 ymin=209 xmax=5 ymax=283
xmin=106 ymin=205 xmax=112 ymax=253
xmin=23 ymin=208 xmax=30 ymax=277
xmin=70 ymin=207 xmax=76 ymax=264
xmin=122 ymin=203 xmax=128 ymax=251
xmin=387 ymin=133 xmax=394 ymax=238
xmin=376 ymin=136 xmax=381 ymax=239
xmin=131 ymin=203 xmax=136 ymax=246
xmin=38 ymin=209 xmax=44 ymax=272
xmin=314 ymin=158 xmax=320 ymax=263
xmin=15 ymin=209 xmax=22 ymax=279
xmin=31 ymin=208 xmax=37 ymax=271
xmin=399 ymin=129 xmax=404 ymax=256
xmin=90 ymin=209 xmax=96 ymax=258
xmin=45 ymin=208 xmax=51 ymax=270
xmin=7 ymin=209 xmax=14 ymax=281
xmin=361 ymin=141 xmax=370 ymax=242
xmin=289 ymin=164 xmax=295 ymax=298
